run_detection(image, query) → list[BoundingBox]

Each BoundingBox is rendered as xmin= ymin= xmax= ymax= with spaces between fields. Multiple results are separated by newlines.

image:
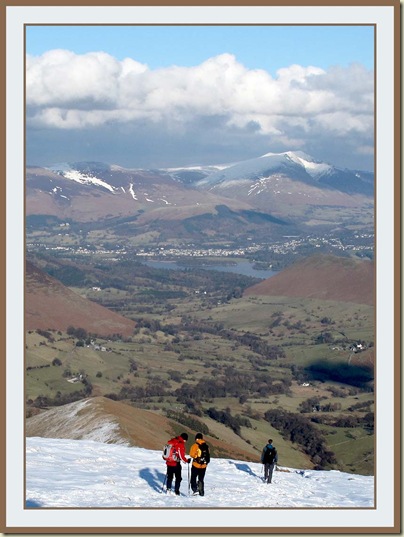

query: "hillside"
xmin=244 ymin=254 xmax=374 ymax=305
xmin=25 ymin=261 xmax=136 ymax=337
xmin=25 ymin=396 xmax=261 ymax=462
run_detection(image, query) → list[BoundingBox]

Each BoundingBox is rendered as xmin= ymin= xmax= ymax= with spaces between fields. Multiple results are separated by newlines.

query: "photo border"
xmin=1 ymin=0 xmax=401 ymax=533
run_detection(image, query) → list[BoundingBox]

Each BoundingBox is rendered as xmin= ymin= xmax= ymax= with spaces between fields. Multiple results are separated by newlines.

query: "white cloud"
xmin=26 ymin=50 xmax=373 ymax=133
xmin=26 ymin=50 xmax=374 ymax=169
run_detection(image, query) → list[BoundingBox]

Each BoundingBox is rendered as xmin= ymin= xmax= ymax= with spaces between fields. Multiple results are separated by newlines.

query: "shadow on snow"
xmin=229 ymin=461 xmax=262 ymax=480
xmin=139 ymin=467 xmax=168 ymax=492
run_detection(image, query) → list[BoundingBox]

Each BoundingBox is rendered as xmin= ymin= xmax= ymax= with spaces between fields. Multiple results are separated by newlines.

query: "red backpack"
xmin=162 ymin=438 xmax=179 ymax=463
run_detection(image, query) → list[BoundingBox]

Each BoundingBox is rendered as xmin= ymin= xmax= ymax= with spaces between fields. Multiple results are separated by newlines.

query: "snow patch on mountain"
xmin=63 ymin=169 xmax=116 ymax=192
xmin=46 ymin=163 xmax=117 ymax=192
xmin=129 ymin=183 xmax=138 ymax=200
xmin=26 ymin=400 xmax=128 ymax=445
xmin=164 ymin=164 xmax=229 ymax=173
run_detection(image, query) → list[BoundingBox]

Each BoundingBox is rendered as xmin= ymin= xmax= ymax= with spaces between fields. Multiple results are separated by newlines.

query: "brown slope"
xmin=244 ymin=255 xmax=374 ymax=305
xmin=25 ymin=261 xmax=136 ymax=337
xmin=25 ymin=396 xmax=260 ymax=462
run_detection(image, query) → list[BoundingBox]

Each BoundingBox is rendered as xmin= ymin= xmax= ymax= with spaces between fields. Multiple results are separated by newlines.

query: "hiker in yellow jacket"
xmin=189 ymin=433 xmax=210 ymax=496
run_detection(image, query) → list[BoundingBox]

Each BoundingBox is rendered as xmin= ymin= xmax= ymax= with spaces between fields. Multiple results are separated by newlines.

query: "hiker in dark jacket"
xmin=165 ymin=432 xmax=191 ymax=495
xmin=261 ymin=439 xmax=278 ymax=484
xmin=189 ymin=433 xmax=210 ymax=496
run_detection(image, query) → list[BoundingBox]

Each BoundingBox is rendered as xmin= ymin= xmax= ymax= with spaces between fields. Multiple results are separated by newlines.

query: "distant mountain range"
xmin=26 ymin=151 xmax=374 ymax=227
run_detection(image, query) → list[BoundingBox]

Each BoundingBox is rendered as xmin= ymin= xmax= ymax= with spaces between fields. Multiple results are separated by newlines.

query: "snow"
xmin=63 ymin=169 xmax=116 ymax=192
xmin=26 ymin=437 xmax=374 ymax=509
xmin=197 ymin=151 xmax=334 ymax=188
xmin=284 ymin=151 xmax=332 ymax=177
xmin=45 ymin=163 xmax=117 ymax=192
xmin=128 ymin=182 xmax=137 ymax=200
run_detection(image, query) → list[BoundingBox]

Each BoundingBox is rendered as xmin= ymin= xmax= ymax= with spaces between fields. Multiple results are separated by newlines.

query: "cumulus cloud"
xmin=26 ymin=50 xmax=374 ymax=169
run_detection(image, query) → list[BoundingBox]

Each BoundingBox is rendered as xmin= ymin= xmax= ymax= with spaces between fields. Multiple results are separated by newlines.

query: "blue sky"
xmin=25 ymin=24 xmax=374 ymax=170
xmin=26 ymin=24 xmax=374 ymax=74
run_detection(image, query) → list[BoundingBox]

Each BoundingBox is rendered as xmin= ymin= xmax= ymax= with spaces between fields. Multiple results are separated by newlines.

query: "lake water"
xmin=143 ymin=259 xmax=277 ymax=279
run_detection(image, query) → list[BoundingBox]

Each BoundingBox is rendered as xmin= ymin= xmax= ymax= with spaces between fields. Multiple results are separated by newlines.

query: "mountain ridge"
xmin=26 ymin=151 xmax=374 ymax=228
xmin=25 ymin=396 xmax=270 ymax=463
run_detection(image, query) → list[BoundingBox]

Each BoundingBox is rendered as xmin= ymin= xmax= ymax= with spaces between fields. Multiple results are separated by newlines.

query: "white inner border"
xmin=6 ymin=3 xmax=396 ymax=531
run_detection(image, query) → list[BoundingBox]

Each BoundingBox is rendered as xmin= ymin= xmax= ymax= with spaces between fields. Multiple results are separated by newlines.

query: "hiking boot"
xmin=175 ymin=490 xmax=180 ymax=496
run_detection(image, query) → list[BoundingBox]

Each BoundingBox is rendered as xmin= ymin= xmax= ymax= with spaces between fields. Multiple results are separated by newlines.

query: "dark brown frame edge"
xmin=1 ymin=0 xmax=401 ymax=533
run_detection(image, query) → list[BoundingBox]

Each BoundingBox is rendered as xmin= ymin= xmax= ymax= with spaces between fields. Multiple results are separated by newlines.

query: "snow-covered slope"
xmin=46 ymin=162 xmax=118 ymax=192
xmin=26 ymin=437 xmax=374 ymax=509
xmin=195 ymin=151 xmax=373 ymax=197
xmin=196 ymin=151 xmax=327 ymax=187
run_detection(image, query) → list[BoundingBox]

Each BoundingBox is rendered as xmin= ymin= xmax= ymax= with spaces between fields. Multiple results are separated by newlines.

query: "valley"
xmin=25 ymin=152 xmax=375 ymax=477
xmin=26 ymin=252 xmax=375 ymax=476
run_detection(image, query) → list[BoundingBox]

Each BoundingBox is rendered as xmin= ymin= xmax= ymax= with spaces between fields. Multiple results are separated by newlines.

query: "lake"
xmin=143 ymin=259 xmax=277 ymax=279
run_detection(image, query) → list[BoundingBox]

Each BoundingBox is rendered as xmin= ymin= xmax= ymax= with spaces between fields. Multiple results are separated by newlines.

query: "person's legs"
xmin=174 ymin=463 xmax=182 ymax=495
xmin=190 ymin=466 xmax=198 ymax=493
xmin=264 ymin=463 xmax=269 ymax=482
xmin=267 ymin=463 xmax=275 ymax=483
xmin=197 ymin=467 xmax=206 ymax=496
xmin=166 ymin=465 xmax=175 ymax=490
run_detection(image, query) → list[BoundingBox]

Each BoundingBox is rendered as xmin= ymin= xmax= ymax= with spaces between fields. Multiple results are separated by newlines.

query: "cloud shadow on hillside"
xmin=305 ymin=360 xmax=374 ymax=388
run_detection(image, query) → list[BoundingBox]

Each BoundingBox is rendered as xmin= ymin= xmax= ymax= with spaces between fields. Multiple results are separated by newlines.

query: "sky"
xmin=25 ymin=25 xmax=375 ymax=170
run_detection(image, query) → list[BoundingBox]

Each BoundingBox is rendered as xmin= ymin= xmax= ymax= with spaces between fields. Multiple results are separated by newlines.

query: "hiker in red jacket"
xmin=165 ymin=432 xmax=191 ymax=495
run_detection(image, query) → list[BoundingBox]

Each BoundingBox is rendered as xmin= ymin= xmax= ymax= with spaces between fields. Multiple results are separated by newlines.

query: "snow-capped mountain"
xmin=40 ymin=151 xmax=374 ymax=198
xmin=26 ymin=436 xmax=374 ymax=509
xmin=26 ymin=151 xmax=373 ymax=227
xmin=195 ymin=151 xmax=373 ymax=196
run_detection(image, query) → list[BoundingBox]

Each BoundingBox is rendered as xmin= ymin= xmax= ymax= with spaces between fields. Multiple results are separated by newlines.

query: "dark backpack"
xmin=162 ymin=438 xmax=179 ymax=463
xmin=195 ymin=442 xmax=210 ymax=465
xmin=263 ymin=445 xmax=277 ymax=464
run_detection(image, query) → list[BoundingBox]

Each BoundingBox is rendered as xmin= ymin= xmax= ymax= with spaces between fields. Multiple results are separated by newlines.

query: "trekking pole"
xmin=161 ymin=473 xmax=167 ymax=493
xmin=187 ymin=462 xmax=190 ymax=496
